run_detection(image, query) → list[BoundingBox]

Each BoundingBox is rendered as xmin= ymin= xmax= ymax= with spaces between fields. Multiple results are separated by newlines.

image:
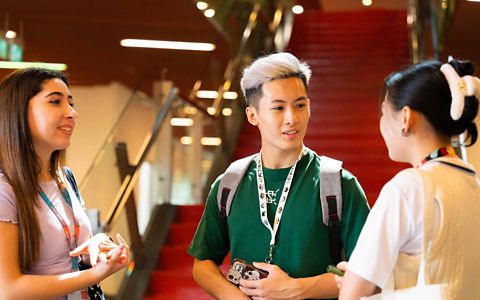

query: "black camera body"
xmin=226 ymin=258 xmax=269 ymax=285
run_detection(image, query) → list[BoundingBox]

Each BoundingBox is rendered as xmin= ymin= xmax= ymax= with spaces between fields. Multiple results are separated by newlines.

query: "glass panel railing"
xmin=79 ymin=87 xmax=165 ymax=225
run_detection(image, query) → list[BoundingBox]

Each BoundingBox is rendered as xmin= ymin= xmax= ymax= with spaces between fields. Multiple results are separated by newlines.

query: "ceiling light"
xmin=292 ymin=5 xmax=304 ymax=14
xmin=201 ymin=160 xmax=212 ymax=170
xmin=183 ymin=106 xmax=198 ymax=115
xmin=362 ymin=0 xmax=373 ymax=6
xmin=170 ymin=118 xmax=193 ymax=127
xmin=204 ymin=9 xmax=215 ymax=18
xmin=207 ymin=107 xmax=216 ymax=115
xmin=196 ymin=90 xmax=238 ymax=99
xmin=201 ymin=137 xmax=222 ymax=146
xmin=197 ymin=1 xmax=208 ymax=10
xmin=180 ymin=136 xmax=193 ymax=145
xmin=0 ymin=61 xmax=67 ymax=71
xmin=222 ymin=108 xmax=233 ymax=116
xmin=5 ymin=30 xmax=16 ymax=39
xmin=467 ymin=0 xmax=480 ymax=2
xmin=120 ymin=39 xmax=216 ymax=51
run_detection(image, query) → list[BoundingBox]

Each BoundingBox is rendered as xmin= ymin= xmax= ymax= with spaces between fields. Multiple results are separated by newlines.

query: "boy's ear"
xmin=246 ymin=106 xmax=258 ymax=126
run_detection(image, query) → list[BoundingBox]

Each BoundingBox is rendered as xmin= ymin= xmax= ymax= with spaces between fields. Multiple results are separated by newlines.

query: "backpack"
xmin=217 ymin=153 xmax=344 ymax=264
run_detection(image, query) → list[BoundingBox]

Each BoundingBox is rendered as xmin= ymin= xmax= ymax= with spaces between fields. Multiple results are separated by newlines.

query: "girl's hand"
xmin=335 ymin=261 xmax=348 ymax=290
xmin=92 ymin=233 xmax=130 ymax=279
xmin=69 ymin=233 xmax=121 ymax=266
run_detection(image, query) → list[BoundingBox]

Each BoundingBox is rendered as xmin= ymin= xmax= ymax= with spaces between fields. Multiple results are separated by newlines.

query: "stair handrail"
xmin=102 ymin=87 xmax=178 ymax=231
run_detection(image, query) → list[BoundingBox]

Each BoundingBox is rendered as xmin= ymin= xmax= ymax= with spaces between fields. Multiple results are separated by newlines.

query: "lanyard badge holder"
xmin=254 ymin=146 xmax=305 ymax=263
xmin=40 ymin=180 xmax=89 ymax=299
xmin=40 ymin=183 xmax=81 ymax=271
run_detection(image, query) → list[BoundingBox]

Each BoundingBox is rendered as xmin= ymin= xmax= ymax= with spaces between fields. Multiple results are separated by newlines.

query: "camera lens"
xmin=245 ymin=275 xmax=249 ymax=279
xmin=228 ymin=275 xmax=233 ymax=279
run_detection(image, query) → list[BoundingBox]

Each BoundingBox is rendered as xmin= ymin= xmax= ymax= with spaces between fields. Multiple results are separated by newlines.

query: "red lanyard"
xmin=39 ymin=180 xmax=80 ymax=271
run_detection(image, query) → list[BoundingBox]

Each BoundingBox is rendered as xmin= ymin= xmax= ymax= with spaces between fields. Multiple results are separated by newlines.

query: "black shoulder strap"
xmin=327 ymin=195 xmax=342 ymax=264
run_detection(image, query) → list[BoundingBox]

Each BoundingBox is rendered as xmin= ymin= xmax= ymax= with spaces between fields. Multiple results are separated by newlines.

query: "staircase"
xmin=142 ymin=205 xmax=212 ymax=300
xmin=144 ymin=9 xmax=410 ymax=299
xmin=236 ymin=9 xmax=410 ymax=205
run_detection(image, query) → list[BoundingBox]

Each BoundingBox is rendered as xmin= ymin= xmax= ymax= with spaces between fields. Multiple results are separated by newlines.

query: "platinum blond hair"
xmin=240 ymin=52 xmax=312 ymax=105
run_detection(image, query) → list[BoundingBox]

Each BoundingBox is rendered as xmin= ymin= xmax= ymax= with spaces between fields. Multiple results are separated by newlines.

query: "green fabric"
xmin=188 ymin=149 xmax=370 ymax=278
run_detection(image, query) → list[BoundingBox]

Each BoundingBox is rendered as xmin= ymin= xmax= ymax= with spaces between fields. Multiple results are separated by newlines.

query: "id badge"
xmin=67 ymin=290 xmax=88 ymax=300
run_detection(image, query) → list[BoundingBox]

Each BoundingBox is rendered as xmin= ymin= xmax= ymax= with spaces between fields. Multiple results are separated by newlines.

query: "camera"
xmin=226 ymin=258 xmax=269 ymax=285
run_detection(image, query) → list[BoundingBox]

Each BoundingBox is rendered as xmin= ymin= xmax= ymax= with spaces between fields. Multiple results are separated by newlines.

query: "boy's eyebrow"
xmin=270 ymin=96 xmax=308 ymax=103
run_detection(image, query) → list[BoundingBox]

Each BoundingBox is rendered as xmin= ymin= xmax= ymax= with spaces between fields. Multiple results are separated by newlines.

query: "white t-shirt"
xmin=347 ymin=168 xmax=424 ymax=289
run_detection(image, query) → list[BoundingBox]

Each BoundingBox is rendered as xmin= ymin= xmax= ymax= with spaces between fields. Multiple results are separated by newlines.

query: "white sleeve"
xmin=346 ymin=169 xmax=423 ymax=288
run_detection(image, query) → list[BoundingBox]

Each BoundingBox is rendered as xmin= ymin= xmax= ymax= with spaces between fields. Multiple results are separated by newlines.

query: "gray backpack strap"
xmin=319 ymin=155 xmax=343 ymax=226
xmin=217 ymin=155 xmax=256 ymax=219
xmin=319 ymin=155 xmax=344 ymax=264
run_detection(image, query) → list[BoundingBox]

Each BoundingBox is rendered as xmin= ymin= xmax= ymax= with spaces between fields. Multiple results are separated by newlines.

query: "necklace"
xmin=417 ymin=146 xmax=456 ymax=168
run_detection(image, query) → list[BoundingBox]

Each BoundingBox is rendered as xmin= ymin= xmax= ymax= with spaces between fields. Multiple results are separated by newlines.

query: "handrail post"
xmin=115 ymin=142 xmax=145 ymax=266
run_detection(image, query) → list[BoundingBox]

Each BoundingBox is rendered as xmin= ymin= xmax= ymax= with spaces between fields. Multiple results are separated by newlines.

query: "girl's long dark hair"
xmin=0 ymin=68 xmax=69 ymax=270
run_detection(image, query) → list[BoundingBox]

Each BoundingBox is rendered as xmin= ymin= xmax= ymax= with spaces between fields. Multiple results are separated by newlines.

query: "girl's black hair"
xmin=382 ymin=58 xmax=478 ymax=146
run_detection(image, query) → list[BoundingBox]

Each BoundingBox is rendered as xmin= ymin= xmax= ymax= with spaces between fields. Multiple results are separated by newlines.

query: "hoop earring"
xmin=401 ymin=128 xmax=411 ymax=137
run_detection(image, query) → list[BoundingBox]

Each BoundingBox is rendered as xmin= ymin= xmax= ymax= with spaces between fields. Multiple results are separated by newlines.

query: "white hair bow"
xmin=440 ymin=61 xmax=480 ymax=120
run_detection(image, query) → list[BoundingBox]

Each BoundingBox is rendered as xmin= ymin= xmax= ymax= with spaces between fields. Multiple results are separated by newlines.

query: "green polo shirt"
xmin=188 ymin=148 xmax=369 ymax=278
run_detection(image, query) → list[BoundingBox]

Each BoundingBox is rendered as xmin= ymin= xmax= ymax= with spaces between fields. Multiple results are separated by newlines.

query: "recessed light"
xmin=362 ymin=0 xmax=373 ymax=6
xmin=204 ymin=9 xmax=215 ymax=18
xmin=5 ymin=30 xmax=17 ymax=39
xmin=292 ymin=5 xmax=304 ymax=14
xmin=0 ymin=61 xmax=67 ymax=70
xmin=201 ymin=137 xmax=222 ymax=146
xmin=120 ymin=39 xmax=215 ymax=51
xmin=180 ymin=136 xmax=193 ymax=145
xmin=196 ymin=90 xmax=238 ymax=99
xmin=197 ymin=1 xmax=208 ymax=10
xmin=170 ymin=118 xmax=193 ymax=127
xmin=222 ymin=108 xmax=233 ymax=116
xmin=207 ymin=107 xmax=216 ymax=115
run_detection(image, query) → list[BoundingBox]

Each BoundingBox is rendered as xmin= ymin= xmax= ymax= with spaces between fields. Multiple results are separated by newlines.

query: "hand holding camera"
xmin=227 ymin=258 xmax=269 ymax=285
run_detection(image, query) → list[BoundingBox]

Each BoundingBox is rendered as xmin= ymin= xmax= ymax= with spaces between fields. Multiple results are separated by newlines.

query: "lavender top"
xmin=0 ymin=170 xmax=92 ymax=299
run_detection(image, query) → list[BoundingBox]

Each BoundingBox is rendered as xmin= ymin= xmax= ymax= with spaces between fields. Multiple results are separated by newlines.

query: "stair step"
xmin=166 ymin=222 xmax=199 ymax=246
xmin=149 ymin=270 xmax=204 ymax=295
xmin=158 ymin=244 xmax=193 ymax=270
xmin=174 ymin=205 xmax=204 ymax=223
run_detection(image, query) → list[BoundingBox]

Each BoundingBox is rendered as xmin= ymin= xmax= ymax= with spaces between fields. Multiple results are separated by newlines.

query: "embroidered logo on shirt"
xmin=265 ymin=189 xmax=280 ymax=205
